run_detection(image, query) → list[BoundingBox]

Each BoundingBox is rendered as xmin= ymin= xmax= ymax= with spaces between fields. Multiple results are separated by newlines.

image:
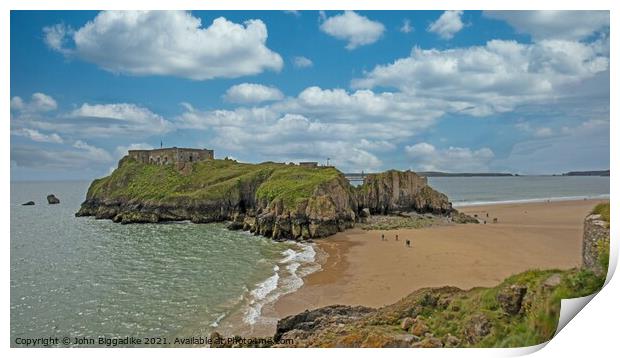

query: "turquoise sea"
xmin=10 ymin=176 xmax=609 ymax=345
xmin=10 ymin=181 xmax=319 ymax=346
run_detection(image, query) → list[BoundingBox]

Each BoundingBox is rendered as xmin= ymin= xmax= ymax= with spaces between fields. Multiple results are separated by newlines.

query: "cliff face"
xmin=241 ymin=174 xmax=358 ymax=240
xmin=76 ymin=158 xmax=458 ymax=240
xmin=357 ymin=170 xmax=452 ymax=214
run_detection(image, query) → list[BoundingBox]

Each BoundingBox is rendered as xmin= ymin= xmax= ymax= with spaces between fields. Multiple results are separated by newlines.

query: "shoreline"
xmin=263 ymin=198 xmax=607 ymax=332
xmin=212 ymin=241 xmax=328 ymax=338
xmin=451 ymin=194 xmax=609 ymax=208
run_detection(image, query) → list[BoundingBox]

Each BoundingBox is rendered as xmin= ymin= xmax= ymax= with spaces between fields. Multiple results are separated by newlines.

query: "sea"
xmin=10 ymin=176 xmax=609 ymax=345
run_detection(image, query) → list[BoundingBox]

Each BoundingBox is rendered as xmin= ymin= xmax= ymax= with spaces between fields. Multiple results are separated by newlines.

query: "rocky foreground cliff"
xmin=265 ymin=268 xmax=605 ymax=348
xmin=76 ymin=157 xmax=469 ymax=240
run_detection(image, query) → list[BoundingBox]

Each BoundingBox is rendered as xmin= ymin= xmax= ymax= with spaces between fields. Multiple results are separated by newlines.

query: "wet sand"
xmin=273 ymin=199 xmax=607 ymax=319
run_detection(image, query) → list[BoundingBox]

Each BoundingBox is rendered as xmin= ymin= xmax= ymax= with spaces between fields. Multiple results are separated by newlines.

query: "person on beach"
xmin=406 ymin=239 xmax=411 ymax=248
xmin=381 ymin=233 xmax=385 ymax=241
xmin=395 ymin=234 xmax=399 ymax=241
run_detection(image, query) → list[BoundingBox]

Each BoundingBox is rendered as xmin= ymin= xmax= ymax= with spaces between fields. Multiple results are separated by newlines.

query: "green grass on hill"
xmin=592 ymin=202 xmax=610 ymax=224
xmin=86 ymin=158 xmax=343 ymax=210
xmin=298 ymin=268 xmax=605 ymax=348
xmin=255 ymin=165 xmax=342 ymax=207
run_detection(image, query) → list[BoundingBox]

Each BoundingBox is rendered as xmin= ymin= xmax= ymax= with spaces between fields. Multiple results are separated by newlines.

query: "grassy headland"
xmin=87 ymin=158 xmax=342 ymax=210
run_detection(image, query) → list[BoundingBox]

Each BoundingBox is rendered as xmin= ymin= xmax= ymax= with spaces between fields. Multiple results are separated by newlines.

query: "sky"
xmin=10 ymin=10 xmax=610 ymax=180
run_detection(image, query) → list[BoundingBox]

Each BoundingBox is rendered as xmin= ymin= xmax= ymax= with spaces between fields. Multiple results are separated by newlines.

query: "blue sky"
xmin=10 ymin=10 xmax=610 ymax=180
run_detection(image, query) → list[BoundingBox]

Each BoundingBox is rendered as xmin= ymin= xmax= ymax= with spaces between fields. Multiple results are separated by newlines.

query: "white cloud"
xmin=73 ymin=140 xmax=113 ymax=162
xmin=427 ymin=10 xmax=464 ymax=39
xmin=483 ymin=11 xmax=609 ymax=41
xmin=534 ymin=127 xmax=553 ymax=138
xmin=405 ymin=142 xmax=494 ymax=172
xmin=12 ymin=143 xmax=113 ymax=170
xmin=352 ymin=39 xmax=609 ymax=116
xmin=358 ymin=139 xmax=397 ymax=152
xmin=43 ymin=23 xmax=73 ymax=54
xmin=278 ymin=86 xmax=448 ymax=126
xmin=10 ymin=97 xmax=24 ymax=111
xmin=176 ymin=67 xmax=537 ymax=172
xmin=560 ymin=118 xmax=608 ymax=136
xmin=115 ymin=143 xmax=154 ymax=158
xmin=515 ymin=122 xmax=554 ymax=138
xmin=45 ymin=11 xmax=283 ymax=80
xmin=11 ymin=93 xmax=58 ymax=113
xmin=210 ymin=115 xmax=384 ymax=171
xmin=293 ymin=56 xmax=313 ymax=68
xmin=174 ymin=102 xmax=395 ymax=172
xmin=173 ymin=82 xmax=502 ymax=172
xmin=64 ymin=103 xmax=173 ymax=137
xmin=400 ymin=19 xmax=413 ymax=34
xmin=11 ymin=128 xmax=64 ymax=143
xmin=320 ymin=11 xmax=385 ymax=50
xmin=499 ymin=120 xmax=608 ymax=174
xmin=223 ymin=83 xmax=284 ymax=104
xmin=11 ymin=98 xmax=172 ymax=140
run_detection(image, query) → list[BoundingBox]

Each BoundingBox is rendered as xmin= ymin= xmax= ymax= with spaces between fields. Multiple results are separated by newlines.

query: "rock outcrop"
xmin=76 ymin=158 xmax=465 ymax=241
xmin=582 ymin=213 xmax=610 ymax=276
xmin=274 ymin=305 xmax=375 ymax=343
xmin=497 ymin=285 xmax=527 ymax=315
xmin=464 ymin=313 xmax=492 ymax=344
xmin=357 ymin=170 xmax=452 ymax=215
xmin=47 ymin=194 xmax=60 ymax=204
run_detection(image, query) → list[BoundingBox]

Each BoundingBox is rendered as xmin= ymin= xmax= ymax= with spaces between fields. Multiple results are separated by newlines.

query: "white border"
xmin=3 ymin=1 xmax=617 ymax=358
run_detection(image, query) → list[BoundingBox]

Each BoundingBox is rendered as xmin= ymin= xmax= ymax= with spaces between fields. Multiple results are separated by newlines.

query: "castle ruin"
xmin=128 ymin=147 xmax=214 ymax=165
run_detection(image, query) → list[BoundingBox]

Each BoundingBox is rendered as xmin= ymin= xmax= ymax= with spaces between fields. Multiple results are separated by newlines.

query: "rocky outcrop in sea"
xmin=47 ymin=194 xmax=60 ymax=204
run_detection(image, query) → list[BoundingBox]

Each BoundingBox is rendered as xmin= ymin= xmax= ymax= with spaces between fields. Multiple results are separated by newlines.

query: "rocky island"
xmin=76 ymin=148 xmax=473 ymax=240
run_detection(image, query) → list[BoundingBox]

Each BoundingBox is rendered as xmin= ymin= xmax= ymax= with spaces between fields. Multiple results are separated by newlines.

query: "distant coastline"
xmin=561 ymin=170 xmax=610 ymax=176
xmin=345 ymin=169 xmax=610 ymax=178
xmin=418 ymin=171 xmax=514 ymax=177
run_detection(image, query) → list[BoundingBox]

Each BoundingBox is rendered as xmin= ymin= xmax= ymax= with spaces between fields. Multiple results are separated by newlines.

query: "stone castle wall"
xmin=128 ymin=147 xmax=214 ymax=165
xmin=582 ymin=213 xmax=610 ymax=276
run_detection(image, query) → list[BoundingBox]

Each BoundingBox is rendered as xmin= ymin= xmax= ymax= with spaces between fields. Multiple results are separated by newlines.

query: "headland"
xmin=76 ymin=149 xmax=471 ymax=241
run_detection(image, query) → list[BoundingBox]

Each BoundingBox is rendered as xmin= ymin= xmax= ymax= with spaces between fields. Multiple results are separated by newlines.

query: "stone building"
xmin=128 ymin=147 xmax=214 ymax=165
xmin=299 ymin=162 xmax=319 ymax=168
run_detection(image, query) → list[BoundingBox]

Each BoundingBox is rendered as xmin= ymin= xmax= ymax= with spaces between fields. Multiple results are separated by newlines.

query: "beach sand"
xmin=271 ymin=199 xmax=607 ymax=320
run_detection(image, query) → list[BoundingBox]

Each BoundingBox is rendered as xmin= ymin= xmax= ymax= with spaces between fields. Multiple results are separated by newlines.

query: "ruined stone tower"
xmin=128 ymin=147 xmax=214 ymax=165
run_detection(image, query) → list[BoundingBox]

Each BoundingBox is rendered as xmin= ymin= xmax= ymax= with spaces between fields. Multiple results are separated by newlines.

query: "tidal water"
xmin=10 ymin=176 xmax=609 ymax=345
xmin=10 ymin=181 xmax=318 ymax=346
xmin=428 ymin=176 xmax=609 ymax=207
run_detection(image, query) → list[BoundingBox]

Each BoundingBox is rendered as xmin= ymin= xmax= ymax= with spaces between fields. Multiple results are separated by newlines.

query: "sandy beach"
xmin=271 ymin=199 xmax=607 ymax=320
